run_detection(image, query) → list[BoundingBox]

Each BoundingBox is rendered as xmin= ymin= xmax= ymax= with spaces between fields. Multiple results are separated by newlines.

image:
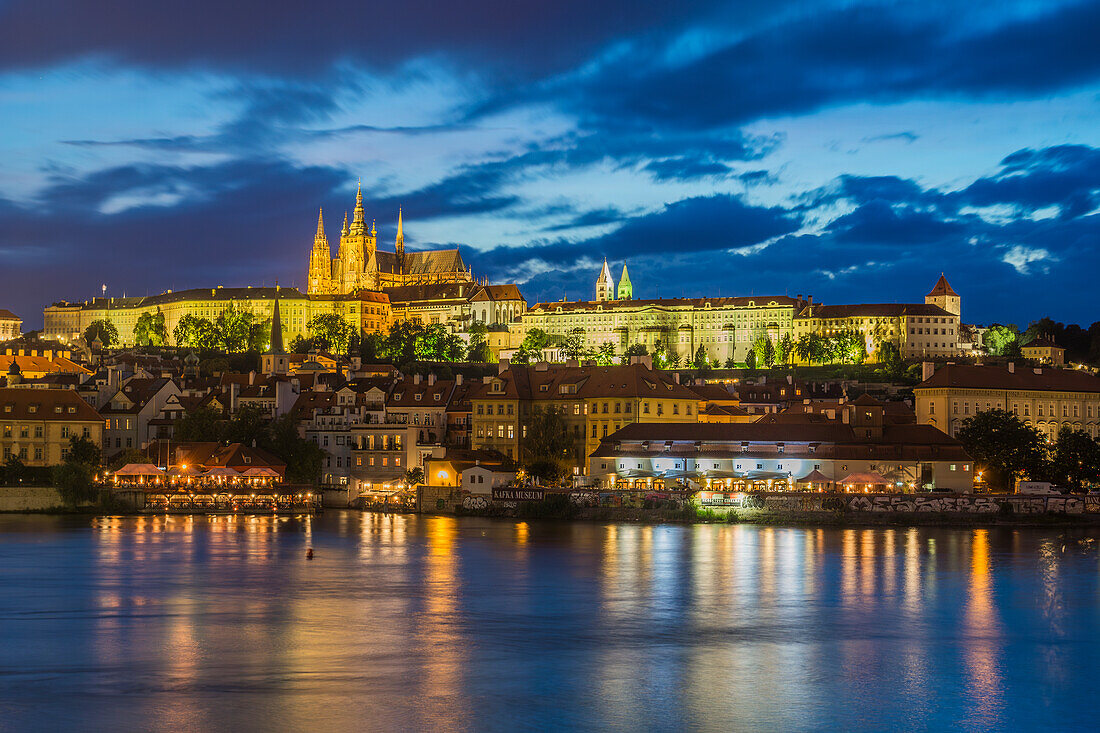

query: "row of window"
xmin=2 ymin=425 xmax=88 ymax=439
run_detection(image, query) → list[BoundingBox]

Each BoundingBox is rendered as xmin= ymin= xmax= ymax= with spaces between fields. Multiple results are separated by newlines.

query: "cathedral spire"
xmin=314 ymin=208 xmax=327 ymax=244
xmin=396 ymin=208 xmax=404 ymax=251
xmin=341 ymin=211 xmax=349 ymax=236
xmin=351 ymin=178 xmax=366 ymax=234
xmin=596 ymin=258 xmax=614 ymax=302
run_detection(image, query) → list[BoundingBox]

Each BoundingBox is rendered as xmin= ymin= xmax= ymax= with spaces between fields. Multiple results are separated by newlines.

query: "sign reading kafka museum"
xmin=491 ymin=488 xmax=545 ymax=502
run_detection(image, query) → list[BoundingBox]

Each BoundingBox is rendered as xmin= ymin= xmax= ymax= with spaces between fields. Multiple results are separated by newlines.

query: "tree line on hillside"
xmin=984 ymin=317 xmax=1100 ymax=363
xmin=956 ymin=410 xmax=1100 ymax=492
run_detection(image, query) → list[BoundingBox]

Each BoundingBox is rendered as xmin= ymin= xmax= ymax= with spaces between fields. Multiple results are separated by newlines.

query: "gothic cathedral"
xmin=307 ymin=181 xmax=475 ymax=295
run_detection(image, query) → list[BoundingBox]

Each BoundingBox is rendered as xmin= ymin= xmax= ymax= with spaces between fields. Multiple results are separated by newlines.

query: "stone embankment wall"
xmin=743 ymin=492 xmax=1100 ymax=517
xmin=0 ymin=486 xmax=66 ymax=512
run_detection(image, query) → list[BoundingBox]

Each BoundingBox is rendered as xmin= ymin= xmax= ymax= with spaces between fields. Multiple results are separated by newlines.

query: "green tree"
xmin=247 ymin=320 xmax=270 ymax=352
xmin=133 ymin=309 xmax=168 ymax=347
xmin=307 ymin=312 xmax=357 ymax=355
xmin=383 ymin=321 xmax=424 ymax=366
xmin=956 ymin=409 xmax=1049 ymax=491
xmin=795 ymin=333 xmax=827 ymax=365
xmin=509 ymin=346 xmax=531 ymax=365
xmin=724 ymin=356 xmax=738 ymax=368
xmin=621 ymin=343 xmax=648 ymax=365
xmin=522 ymin=406 xmax=573 ymax=485
xmin=776 ymin=333 xmax=794 ymax=366
xmin=66 ymin=435 xmax=101 ymax=469
xmin=1051 ymin=428 xmax=1100 ymax=492
xmin=52 ymin=461 xmax=97 ymax=507
xmin=221 ymin=405 xmax=271 ymax=446
xmin=404 ymin=467 xmax=425 ymax=487
xmin=876 ymin=341 xmax=907 ymax=380
xmin=467 ymin=324 xmax=491 ymax=363
xmin=984 ymin=324 xmax=1018 ymax=356
xmin=520 ymin=328 xmax=550 ymax=361
xmin=83 ymin=319 xmax=118 ymax=348
xmin=263 ymin=414 xmax=325 ymax=484
xmin=745 ymin=348 xmax=756 ymax=370
xmin=174 ymin=314 xmax=219 ymax=350
xmin=360 ymin=331 xmax=386 ymax=362
xmin=562 ymin=332 xmax=587 ymax=362
xmin=691 ymin=344 xmax=711 ymax=371
xmin=173 ymin=405 xmax=226 ymax=442
xmin=215 ymin=303 xmax=255 ymax=352
xmin=595 ymin=343 xmax=616 ymax=366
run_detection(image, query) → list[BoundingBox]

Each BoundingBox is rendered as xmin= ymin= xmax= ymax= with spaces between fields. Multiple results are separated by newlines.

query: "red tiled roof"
xmin=916 ymin=364 xmax=1100 ymax=393
xmin=0 ymin=387 xmax=100 ymax=422
xmin=926 ymin=274 xmax=958 ymax=297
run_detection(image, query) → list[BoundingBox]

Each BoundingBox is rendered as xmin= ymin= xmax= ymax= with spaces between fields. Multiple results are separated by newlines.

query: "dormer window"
xmin=28 ymin=405 xmax=37 ymax=414
xmin=394 ymin=393 xmax=403 ymax=400
xmin=415 ymin=394 xmax=422 ymax=401
xmin=434 ymin=394 xmax=441 ymax=401
xmin=777 ymin=443 xmax=784 ymax=454
xmin=54 ymin=406 xmax=62 ymax=413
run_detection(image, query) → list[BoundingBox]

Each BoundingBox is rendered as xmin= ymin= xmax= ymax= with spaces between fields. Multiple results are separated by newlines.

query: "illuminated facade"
xmin=307 ymin=184 xmax=474 ymax=296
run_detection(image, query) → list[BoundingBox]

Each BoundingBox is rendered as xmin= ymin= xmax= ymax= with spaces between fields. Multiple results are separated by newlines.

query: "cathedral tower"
xmin=307 ymin=208 xmax=332 ymax=295
xmin=595 ymin=259 xmax=614 ymax=301
xmin=617 ymin=263 xmax=632 ymax=300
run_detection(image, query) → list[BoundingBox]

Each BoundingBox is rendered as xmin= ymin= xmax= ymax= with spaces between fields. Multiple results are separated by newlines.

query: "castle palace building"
xmin=45 ymin=181 xmax=525 ymax=347
xmin=515 ymin=264 xmax=964 ymax=366
xmin=307 ymin=183 xmax=474 ymax=295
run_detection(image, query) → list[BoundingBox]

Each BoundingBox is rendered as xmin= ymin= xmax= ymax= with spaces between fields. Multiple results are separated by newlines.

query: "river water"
xmin=0 ymin=513 xmax=1097 ymax=732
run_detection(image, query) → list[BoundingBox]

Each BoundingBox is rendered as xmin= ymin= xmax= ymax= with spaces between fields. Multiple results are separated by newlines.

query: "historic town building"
xmin=0 ymin=310 xmax=22 ymax=342
xmin=914 ymin=363 xmax=1100 ymax=440
xmin=0 ymin=387 xmax=104 ymax=466
xmin=589 ymin=415 xmax=974 ymax=494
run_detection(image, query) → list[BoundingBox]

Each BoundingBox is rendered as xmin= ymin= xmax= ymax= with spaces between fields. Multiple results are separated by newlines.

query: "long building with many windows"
xmin=914 ymin=363 xmax=1100 ymax=440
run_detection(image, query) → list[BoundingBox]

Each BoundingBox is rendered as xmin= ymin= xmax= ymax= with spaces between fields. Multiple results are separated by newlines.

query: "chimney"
xmin=535 ymin=361 xmax=550 ymax=372
xmin=673 ymin=372 xmax=680 ymax=384
xmin=428 ymin=373 xmax=436 ymax=386
xmin=565 ymin=359 xmax=579 ymax=368
xmin=1033 ymin=367 xmax=1042 ymax=375
xmin=455 ymin=374 xmax=463 ymax=385
xmin=786 ymin=374 xmax=793 ymax=385
xmin=922 ymin=361 xmax=935 ymax=381
xmin=498 ymin=358 xmax=510 ymax=374
xmin=1007 ymin=362 xmax=1015 ymax=374
xmin=414 ymin=373 xmax=421 ymax=384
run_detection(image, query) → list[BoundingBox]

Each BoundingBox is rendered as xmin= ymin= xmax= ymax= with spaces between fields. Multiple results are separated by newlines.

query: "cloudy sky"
xmin=2 ymin=0 xmax=1099 ymax=329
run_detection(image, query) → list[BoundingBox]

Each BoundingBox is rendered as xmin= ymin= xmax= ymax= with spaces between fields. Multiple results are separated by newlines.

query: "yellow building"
xmin=0 ymin=388 xmax=104 ymax=466
xmin=1021 ymin=338 xmax=1065 ymax=366
xmin=468 ymin=361 xmax=699 ymax=471
xmin=914 ymin=363 xmax=1100 ymax=440
xmin=520 ymin=293 xmax=802 ymax=365
xmin=0 ymin=310 xmax=22 ymax=341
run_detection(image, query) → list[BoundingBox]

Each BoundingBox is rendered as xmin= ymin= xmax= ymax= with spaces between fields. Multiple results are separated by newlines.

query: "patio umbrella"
xmin=797 ymin=469 xmax=832 ymax=484
xmin=203 ymin=466 xmax=240 ymax=478
xmin=114 ymin=463 xmax=166 ymax=476
xmin=240 ymin=467 xmax=280 ymax=477
xmin=168 ymin=465 xmax=200 ymax=476
xmin=839 ymin=471 xmax=891 ymax=486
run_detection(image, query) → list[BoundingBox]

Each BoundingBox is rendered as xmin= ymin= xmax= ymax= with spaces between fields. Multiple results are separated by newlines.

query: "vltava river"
xmin=0 ymin=513 xmax=1097 ymax=731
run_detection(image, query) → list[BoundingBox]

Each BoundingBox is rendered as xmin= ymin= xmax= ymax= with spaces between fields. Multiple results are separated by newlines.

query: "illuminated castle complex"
xmin=307 ymin=182 xmax=473 ymax=295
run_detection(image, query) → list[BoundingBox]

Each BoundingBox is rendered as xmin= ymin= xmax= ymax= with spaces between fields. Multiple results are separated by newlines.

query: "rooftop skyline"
xmin=2 ymin=0 xmax=1099 ymax=329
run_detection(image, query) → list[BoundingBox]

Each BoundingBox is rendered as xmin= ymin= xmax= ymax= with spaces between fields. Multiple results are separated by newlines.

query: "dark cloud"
xmin=564 ymin=1 xmax=1100 ymax=130
xmin=953 ymin=145 xmax=1100 ymax=217
xmin=644 ymin=157 xmax=731 ymax=182
xmin=0 ymin=0 xmax=729 ymax=77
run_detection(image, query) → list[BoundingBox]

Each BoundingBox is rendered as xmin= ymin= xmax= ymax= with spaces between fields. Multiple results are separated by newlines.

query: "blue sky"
xmin=2 ymin=0 xmax=1100 ymax=329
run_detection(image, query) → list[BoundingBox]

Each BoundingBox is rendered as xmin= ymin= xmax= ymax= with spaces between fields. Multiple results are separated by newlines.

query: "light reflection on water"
xmin=0 ymin=513 xmax=1098 ymax=731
